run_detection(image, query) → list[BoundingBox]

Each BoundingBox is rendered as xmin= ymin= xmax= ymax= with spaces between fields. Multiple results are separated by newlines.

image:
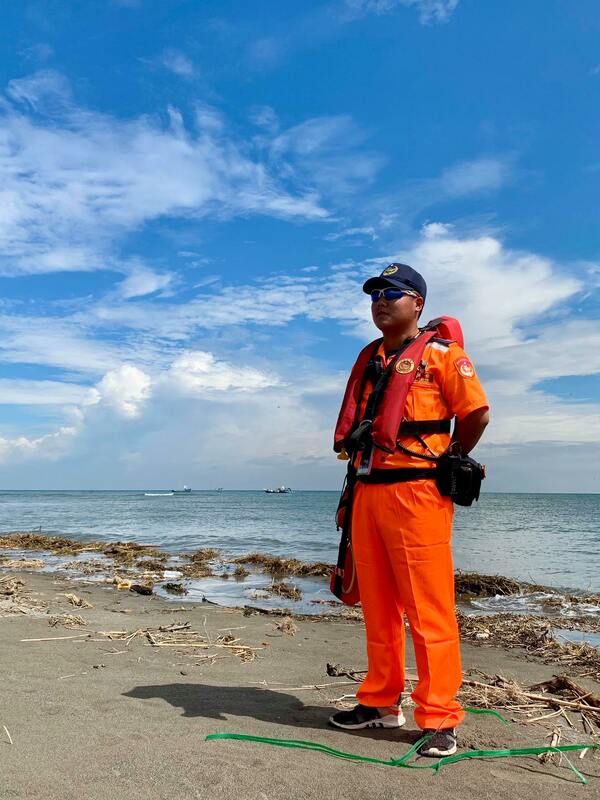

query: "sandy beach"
xmin=1 ymin=569 xmax=599 ymax=800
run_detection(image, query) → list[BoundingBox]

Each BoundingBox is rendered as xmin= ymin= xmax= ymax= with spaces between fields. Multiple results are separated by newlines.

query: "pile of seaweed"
xmin=234 ymin=553 xmax=331 ymax=578
xmin=458 ymin=612 xmax=600 ymax=678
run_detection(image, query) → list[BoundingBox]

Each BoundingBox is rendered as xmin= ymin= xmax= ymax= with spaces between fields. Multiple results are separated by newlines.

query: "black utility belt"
xmin=356 ymin=467 xmax=438 ymax=484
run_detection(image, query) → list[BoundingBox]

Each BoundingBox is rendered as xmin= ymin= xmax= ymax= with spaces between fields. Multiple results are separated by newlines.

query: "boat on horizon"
xmin=171 ymin=485 xmax=192 ymax=494
xmin=264 ymin=486 xmax=292 ymax=494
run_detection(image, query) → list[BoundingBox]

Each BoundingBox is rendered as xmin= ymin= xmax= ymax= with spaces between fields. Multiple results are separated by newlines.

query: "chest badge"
xmin=395 ymin=358 xmax=415 ymax=374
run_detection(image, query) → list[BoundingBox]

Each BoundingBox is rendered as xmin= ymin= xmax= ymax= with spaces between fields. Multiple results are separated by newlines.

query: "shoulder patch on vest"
xmin=454 ymin=357 xmax=475 ymax=378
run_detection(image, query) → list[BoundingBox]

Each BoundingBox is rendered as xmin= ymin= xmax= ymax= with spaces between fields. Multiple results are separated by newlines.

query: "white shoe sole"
xmin=419 ymin=741 xmax=457 ymax=757
xmin=329 ymin=711 xmax=406 ymax=730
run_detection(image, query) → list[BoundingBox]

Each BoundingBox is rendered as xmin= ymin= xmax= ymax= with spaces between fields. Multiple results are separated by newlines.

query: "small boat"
xmin=171 ymin=485 xmax=192 ymax=494
xmin=144 ymin=492 xmax=175 ymax=497
xmin=264 ymin=486 xmax=292 ymax=494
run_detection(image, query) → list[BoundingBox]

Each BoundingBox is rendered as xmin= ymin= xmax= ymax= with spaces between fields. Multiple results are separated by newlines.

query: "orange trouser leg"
xmin=352 ymin=484 xmax=406 ymax=707
xmin=352 ymin=481 xmax=464 ymax=730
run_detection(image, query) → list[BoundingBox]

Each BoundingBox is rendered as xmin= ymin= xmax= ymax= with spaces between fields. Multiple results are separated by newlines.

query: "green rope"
xmin=206 ymin=709 xmax=598 ymax=785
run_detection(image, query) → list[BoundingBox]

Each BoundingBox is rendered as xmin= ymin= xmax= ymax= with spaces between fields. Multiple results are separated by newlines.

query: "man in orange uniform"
xmin=330 ymin=263 xmax=489 ymax=758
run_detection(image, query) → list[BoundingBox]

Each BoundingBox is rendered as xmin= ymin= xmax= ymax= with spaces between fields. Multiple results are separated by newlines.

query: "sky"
xmin=0 ymin=0 xmax=599 ymax=491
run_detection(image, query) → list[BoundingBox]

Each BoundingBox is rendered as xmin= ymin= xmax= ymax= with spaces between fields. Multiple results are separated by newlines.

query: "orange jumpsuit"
xmin=351 ymin=338 xmax=488 ymax=730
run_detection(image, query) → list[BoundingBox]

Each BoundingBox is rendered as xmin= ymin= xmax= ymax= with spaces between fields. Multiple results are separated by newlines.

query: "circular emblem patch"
xmin=395 ymin=358 xmax=415 ymax=374
xmin=382 ymin=265 xmax=399 ymax=276
xmin=455 ymin=357 xmax=475 ymax=378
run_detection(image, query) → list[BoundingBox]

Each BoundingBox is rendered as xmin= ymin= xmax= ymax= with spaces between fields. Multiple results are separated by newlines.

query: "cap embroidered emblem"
xmin=455 ymin=358 xmax=475 ymax=378
xmin=382 ymin=265 xmax=399 ymax=276
xmin=395 ymin=358 xmax=415 ymax=374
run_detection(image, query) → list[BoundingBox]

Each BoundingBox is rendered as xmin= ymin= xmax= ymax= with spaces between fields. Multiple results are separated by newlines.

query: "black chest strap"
xmin=399 ymin=419 xmax=451 ymax=435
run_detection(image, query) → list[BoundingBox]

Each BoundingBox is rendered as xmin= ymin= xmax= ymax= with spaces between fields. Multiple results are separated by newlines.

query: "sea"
xmin=0 ymin=490 xmax=598 ymax=622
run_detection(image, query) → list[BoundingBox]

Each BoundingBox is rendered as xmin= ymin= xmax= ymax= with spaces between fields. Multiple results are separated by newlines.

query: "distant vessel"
xmin=144 ymin=492 xmax=175 ymax=497
xmin=264 ymin=486 xmax=292 ymax=494
xmin=171 ymin=485 xmax=192 ymax=494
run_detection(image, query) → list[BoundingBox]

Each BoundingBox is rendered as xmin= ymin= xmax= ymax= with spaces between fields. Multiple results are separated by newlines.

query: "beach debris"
xmin=96 ymin=621 xmax=263 ymax=662
xmin=0 ymin=575 xmax=48 ymax=617
xmin=538 ymin=727 xmax=561 ymax=764
xmin=188 ymin=548 xmax=220 ymax=562
xmin=264 ymin=581 xmax=302 ymax=601
xmin=233 ymin=565 xmax=249 ymax=581
xmin=163 ymin=582 xmax=188 ymax=596
xmin=529 ymin=676 xmax=600 ymax=713
xmin=1 ymin=558 xmax=45 ymax=570
xmin=3 ymin=725 xmax=13 ymax=745
xmin=460 ymin=670 xmax=600 ymax=730
xmin=273 ymin=617 xmax=298 ymax=636
xmin=62 ymin=560 xmax=106 ymax=575
xmin=49 ymin=613 xmax=88 ymax=628
xmin=0 ymin=532 xmax=88 ymax=555
xmin=102 ymin=541 xmax=168 ymax=566
xmin=130 ymin=584 xmax=153 ymax=596
xmin=64 ymin=593 xmax=93 ymax=608
xmin=234 ymin=553 xmax=331 ymax=578
xmin=326 ymin=663 xmax=367 ymax=682
xmin=0 ymin=575 xmax=24 ymax=596
xmin=135 ymin=558 xmax=167 ymax=572
xmin=21 ymin=633 xmax=90 ymax=642
xmin=110 ymin=576 xmax=132 ymax=590
xmin=458 ymin=612 xmax=600 ymax=677
xmin=455 ymin=571 xmax=525 ymax=597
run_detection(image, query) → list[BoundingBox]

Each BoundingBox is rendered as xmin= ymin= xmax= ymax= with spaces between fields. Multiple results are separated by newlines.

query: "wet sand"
xmin=1 ymin=570 xmax=599 ymax=800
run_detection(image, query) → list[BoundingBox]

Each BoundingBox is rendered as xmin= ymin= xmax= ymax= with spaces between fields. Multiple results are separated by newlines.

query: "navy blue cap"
xmin=362 ymin=263 xmax=427 ymax=300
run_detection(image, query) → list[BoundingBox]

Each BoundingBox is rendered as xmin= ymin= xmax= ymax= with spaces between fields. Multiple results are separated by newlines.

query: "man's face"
xmin=371 ymin=288 xmax=424 ymax=333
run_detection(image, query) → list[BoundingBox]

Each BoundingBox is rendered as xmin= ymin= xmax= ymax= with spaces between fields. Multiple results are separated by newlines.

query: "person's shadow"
xmin=123 ymin=683 xmax=418 ymax=744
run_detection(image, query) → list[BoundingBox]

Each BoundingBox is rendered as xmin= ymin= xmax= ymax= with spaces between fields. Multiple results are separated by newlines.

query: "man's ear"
xmin=415 ymin=295 xmax=424 ymax=315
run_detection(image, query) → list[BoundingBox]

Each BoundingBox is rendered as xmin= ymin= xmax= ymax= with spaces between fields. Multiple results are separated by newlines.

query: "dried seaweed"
xmin=234 ymin=553 xmax=331 ymax=578
xmin=96 ymin=621 xmax=262 ymax=662
xmin=64 ymin=593 xmax=93 ymax=609
xmin=2 ymin=558 xmax=45 ymax=570
xmin=163 ymin=582 xmax=188 ymax=596
xmin=49 ymin=613 xmax=87 ymax=628
xmin=264 ymin=581 xmax=303 ymax=601
xmin=459 ymin=669 xmax=600 ymax=730
xmin=455 ymin=572 xmax=526 ymax=597
xmin=274 ymin=617 xmax=298 ymax=636
xmin=458 ymin=612 xmax=600 ymax=677
xmin=233 ymin=565 xmax=249 ymax=580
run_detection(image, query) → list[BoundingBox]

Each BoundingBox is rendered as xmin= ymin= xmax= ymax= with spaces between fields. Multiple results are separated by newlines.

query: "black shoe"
xmin=329 ymin=703 xmax=406 ymax=730
xmin=417 ymin=728 xmax=457 ymax=757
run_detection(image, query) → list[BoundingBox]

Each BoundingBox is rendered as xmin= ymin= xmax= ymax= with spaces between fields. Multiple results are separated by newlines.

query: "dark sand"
xmin=1 ymin=571 xmax=599 ymax=800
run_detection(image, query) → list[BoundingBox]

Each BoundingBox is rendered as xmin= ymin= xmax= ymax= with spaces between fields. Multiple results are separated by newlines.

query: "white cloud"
xmin=0 ymin=225 xmax=598 ymax=487
xmin=0 ymin=379 xmax=97 ymax=406
xmin=96 ymin=365 xmax=151 ymax=418
xmin=0 ymin=71 xmax=329 ymax=279
xmin=159 ymin=49 xmax=196 ymax=78
xmin=325 ymin=226 xmax=377 ymax=241
xmin=0 ymin=315 xmax=122 ymax=374
xmin=342 ymin=0 xmax=459 ymax=24
xmin=166 ymin=351 xmax=280 ymax=395
xmin=439 ymin=157 xmax=513 ymax=196
xmin=116 ymin=266 xmax=175 ymax=299
xmin=6 ymin=70 xmax=71 ymax=112
xmin=270 ymin=115 xmax=383 ymax=198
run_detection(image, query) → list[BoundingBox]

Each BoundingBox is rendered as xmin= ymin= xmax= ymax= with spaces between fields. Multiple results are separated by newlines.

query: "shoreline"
xmin=2 ymin=531 xmax=600 ymax=681
xmin=1 ymin=568 xmax=599 ymax=798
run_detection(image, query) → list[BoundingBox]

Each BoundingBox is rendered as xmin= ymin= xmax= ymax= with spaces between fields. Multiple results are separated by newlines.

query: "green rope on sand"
xmin=206 ymin=710 xmax=598 ymax=785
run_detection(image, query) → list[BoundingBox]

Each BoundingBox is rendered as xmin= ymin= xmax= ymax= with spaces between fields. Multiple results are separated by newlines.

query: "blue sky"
xmin=0 ymin=0 xmax=598 ymax=490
